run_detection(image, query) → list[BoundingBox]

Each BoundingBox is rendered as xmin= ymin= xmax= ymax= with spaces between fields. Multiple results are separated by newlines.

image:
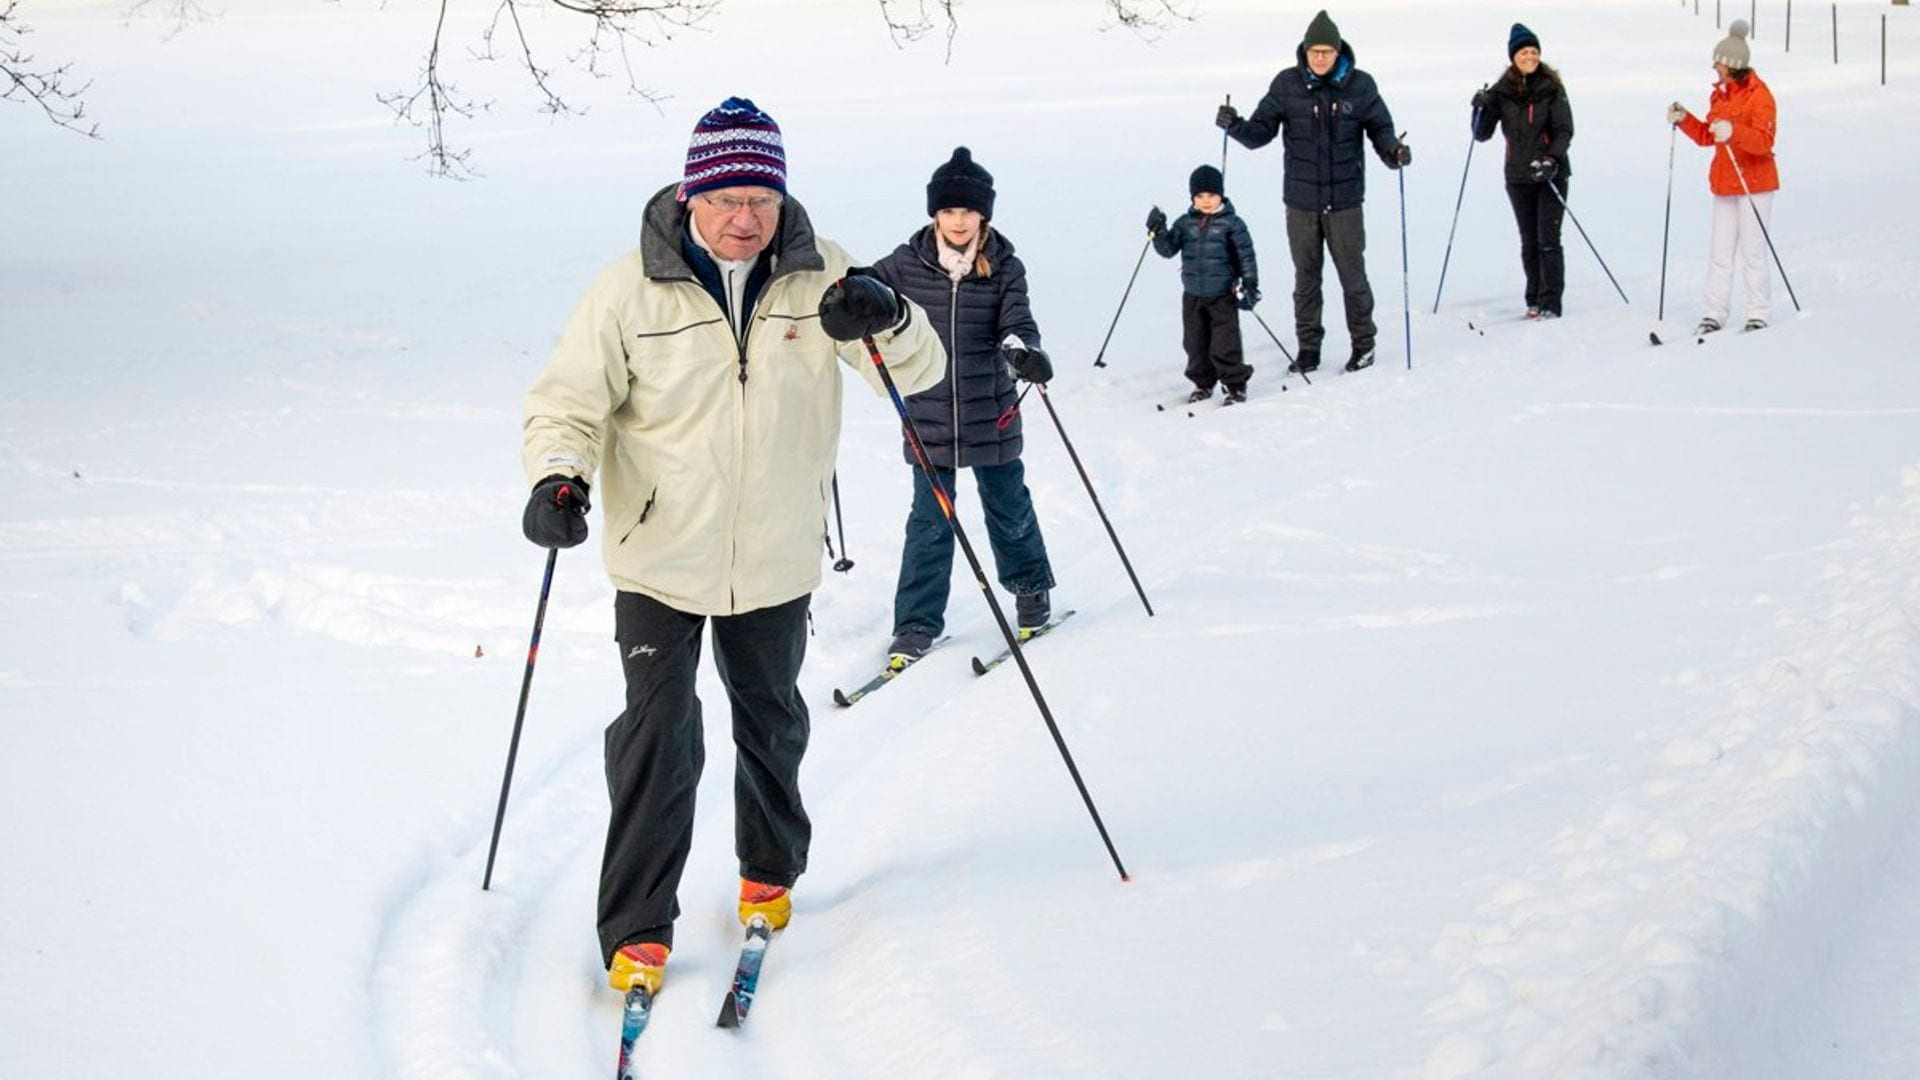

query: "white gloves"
xmin=1667 ymin=102 xmax=1687 ymax=125
xmin=1710 ymin=119 xmax=1733 ymax=142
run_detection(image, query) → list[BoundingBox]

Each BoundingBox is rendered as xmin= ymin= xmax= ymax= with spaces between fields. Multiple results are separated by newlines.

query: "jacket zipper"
xmin=948 ymin=278 xmax=962 ymax=470
xmin=728 ymin=267 xmax=751 ymax=611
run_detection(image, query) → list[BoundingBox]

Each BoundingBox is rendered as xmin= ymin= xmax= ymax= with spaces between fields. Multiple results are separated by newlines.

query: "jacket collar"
xmin=907 ymin=222 xmax=1014 ymax=276
xmin=1184 ymin=196 xmax=1239 ymax=220
xmin=1297 ymin=41 xmax=1356 ymax=89
xmin=638 ymin=183 xmax=826 ymax=283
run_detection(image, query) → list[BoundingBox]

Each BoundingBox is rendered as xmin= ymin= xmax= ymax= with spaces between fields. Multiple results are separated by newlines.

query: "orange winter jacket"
xmin=1679 ymin=72 xmax=1779 ymax=196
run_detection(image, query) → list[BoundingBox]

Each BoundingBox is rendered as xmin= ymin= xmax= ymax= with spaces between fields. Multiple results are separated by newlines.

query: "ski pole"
xmin=1092 ymin=232 xmax=1154 ymax=368
xmin=829 ymin=473 xmax=853 ymax=572
xmin=1433 ymin=111 xmax=1479 ymax=313
xmin=482 ymin=545 xmax=560 ymax=890
xmin=1720 ymin=143 xmax=1803 ymax=312
xmin=861 ymin=334 xmax=1129 ymax=882
xmin=1033 ymin=383 xmax=1153 ymax=618
xmin=1396 ymin=135 xmax=1413 ymax=371
xmin=1659 ymin=123 xmax=1677 ymax=322
xmin=1544 ymin=180 xmax=1631 ymax=305
xmin=1220 ymin=93 xmax=1231 ymax=182
xmin=1248 ymin=306 xmax=1310 ymax=386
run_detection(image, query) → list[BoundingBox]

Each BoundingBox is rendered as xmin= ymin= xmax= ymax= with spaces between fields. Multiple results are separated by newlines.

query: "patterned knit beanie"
xmin=1713 ymin=19 xmax=1752 ymax=70
xmin=679 ymin=96 xmax=786 ymax=201
xmin=926 ymin=146 xmax=996 ymax=219
xmin=1302 ymin=10 xmax=1341 ymax=50
xmin=1189 ymin=164 xmax=1224 ymax=197
xmin=1508 ymin=22 xmax=1540 ymax=60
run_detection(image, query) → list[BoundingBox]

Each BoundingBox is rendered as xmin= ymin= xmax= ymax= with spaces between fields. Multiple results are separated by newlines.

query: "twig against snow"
xmin=384 ymin=0 xmax=710 ymax=179
xmin=0 ymin=0 xmax=99 ymax=137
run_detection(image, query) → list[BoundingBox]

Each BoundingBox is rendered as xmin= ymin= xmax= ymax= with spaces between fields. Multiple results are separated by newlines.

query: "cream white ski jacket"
xmin=523 ymin=186 xmax=945 ymax=616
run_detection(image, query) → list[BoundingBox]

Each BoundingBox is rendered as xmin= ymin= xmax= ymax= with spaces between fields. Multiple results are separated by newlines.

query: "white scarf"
xmin=689 ymin=219 xmax=755 ymax=338
xmin=937 ymin=232 xmax=981 ymax=283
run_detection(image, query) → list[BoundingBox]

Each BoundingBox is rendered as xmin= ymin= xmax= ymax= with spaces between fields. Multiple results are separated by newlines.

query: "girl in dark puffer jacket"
xmin=873 ymin=147 xmax=1057 ymax=663
xmin=1471 ymin=23 xmax=1575 ymax=319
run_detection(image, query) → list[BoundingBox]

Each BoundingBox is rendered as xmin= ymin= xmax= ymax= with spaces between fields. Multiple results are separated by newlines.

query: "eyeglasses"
xmin=700 ymin=192 xmax=784 ymax=215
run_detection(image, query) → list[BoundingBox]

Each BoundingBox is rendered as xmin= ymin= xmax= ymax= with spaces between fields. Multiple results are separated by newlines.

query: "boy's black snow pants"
xmin=1181 ymin=291 xmax=1252 ymax=392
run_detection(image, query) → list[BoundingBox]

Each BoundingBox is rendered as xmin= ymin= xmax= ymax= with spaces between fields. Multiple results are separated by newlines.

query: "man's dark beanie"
xmin=1189 ymin=164 xmax=1224 ymax=197
xmin=1303 ymin=10 xmax=1341 ymax=50
xmin=926 ymin=146 xmax=996 ymax=220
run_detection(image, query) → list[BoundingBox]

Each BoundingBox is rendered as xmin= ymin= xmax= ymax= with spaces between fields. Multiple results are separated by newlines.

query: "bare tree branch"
xmin=8 ymin=0 xmax=1194 ymax=170
xmin=378 ymin=0 xmax=483 ymax=177
xmin=1 ymin=0 xmax=100 ymax=137
xmin=875 ymin=0 xmax=1188 ymax=64
xmin=876 ymin=0 xmax=957 ymax=57
xmin=124 ymin=0 xmax=218 ymax=41
xmin=383 ymin=0 xmax=711 ymax=178
xmin=1103 ymin=0 xmax=1193 ymax=32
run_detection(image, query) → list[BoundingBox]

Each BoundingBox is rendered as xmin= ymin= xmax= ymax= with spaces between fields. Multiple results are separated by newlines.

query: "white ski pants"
xmin=1702 ymin=191 xmax=1774 ymax=326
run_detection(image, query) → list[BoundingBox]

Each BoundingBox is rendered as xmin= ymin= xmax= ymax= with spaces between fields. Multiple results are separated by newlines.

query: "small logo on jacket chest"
xmin=783 ymin=324 xmax=800 ymax=342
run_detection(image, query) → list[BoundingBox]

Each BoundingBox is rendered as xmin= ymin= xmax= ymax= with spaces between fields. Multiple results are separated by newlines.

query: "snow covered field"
xmin=6 ymin=0 xmax=1920 ymax=1076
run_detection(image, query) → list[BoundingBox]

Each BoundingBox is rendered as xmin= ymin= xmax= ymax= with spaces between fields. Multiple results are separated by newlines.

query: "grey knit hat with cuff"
xmin=1713 ymin=19 xmax=1752 ymax=70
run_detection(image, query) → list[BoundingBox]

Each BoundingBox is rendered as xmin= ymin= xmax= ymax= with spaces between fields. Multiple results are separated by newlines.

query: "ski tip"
xmin=1155 ymin=403 xmax=1165 ymax=411
xmin=1649 ymin=331 xmax=1663 ymax=346
xmin=716 ymin=992 xmax=741 ymax=1029
xmin=831 ymin=688 xmax=853 ymax=708
xmin=970 ymin=656 xmax=989 ymax=676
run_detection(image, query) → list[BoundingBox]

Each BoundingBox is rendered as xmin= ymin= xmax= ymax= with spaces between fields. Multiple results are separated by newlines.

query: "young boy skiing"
xmin=1147 ymin=165 xmax=1260 ymax=404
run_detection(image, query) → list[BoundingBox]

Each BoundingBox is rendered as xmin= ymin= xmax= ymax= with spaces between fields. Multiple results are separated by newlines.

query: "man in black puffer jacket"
xmin=1217 ymin=9 xmax=1409 ymax=374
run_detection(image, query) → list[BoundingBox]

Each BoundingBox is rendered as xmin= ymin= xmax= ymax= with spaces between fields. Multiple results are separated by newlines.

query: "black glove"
xmin=1388 ymin=142 xmax=1412 ymax=168
xmin=1146 ymin=206 xmax=1168 ymax=235
xmin=1471 ymin=87 xmax=1490 ymax=111
xmin=522 ymin=474 xmax=590 ymax=549
xmin=1237 ymin=284 xmax=1260 ymax=311
xmin=1215 ymin=103 xmax=1239 ymax=130
xmin=1528 ymin=157 xmax=1557 ymax=183
xmin=818 ymin=269 xmax=906 ymax=342
xmin=1002 ymin=344 xmax=1052 ymax=385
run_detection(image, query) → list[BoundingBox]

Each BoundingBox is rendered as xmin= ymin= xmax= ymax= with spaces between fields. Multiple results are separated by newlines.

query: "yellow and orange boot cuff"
xmin=738 ymin=879 xmax=792 ymax=930
xmin=608 ymin=941 xmax=669 ymax=994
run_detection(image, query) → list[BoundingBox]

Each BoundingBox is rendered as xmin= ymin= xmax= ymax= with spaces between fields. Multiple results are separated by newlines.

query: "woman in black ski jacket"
xmin=872 ymin=147 xmax=1056 ymax=664
xmin=1472 ymin=23 xmax=1574 ymax=318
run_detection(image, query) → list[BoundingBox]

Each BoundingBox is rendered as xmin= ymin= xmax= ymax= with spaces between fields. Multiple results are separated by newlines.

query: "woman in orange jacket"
xmin=1668 ymin=20 xmax=1779 ymax=336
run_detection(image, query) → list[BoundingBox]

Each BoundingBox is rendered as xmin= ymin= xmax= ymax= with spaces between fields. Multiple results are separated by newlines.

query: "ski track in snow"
xmin=1412 ymin=469 xmax=1920 ymax=1079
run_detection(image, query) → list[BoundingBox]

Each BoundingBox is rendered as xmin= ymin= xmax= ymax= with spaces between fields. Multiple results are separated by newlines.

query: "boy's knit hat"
xmin=679 ymin=97 xmax=787 ymax=201
xmin=1302 ymin=10 xmax=1341 ymax=50
xmin=926 ymin=146 xmax=996 ymax=219
xmin=1189 ymin=164 xmax=1224 ymax=197
xmin=1508 ymin=22 xmax=1540 ymax=60
xmin=1713 ymin=19 xmax=1752 ymax=70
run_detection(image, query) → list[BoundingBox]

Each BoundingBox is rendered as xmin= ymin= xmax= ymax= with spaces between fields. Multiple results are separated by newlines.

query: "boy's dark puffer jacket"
xmin=1152 ymin=198 xmax=1258 ymax=300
